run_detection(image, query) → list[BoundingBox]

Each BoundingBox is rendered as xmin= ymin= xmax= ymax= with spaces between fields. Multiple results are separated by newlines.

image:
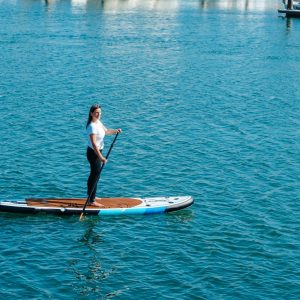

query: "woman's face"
xmin=91 ymin=108 xmax=101 ymax=120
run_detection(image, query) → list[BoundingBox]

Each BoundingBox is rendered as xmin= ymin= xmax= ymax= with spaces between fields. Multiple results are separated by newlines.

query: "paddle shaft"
xmin=80 ymin=132 xmax=119 ymax=219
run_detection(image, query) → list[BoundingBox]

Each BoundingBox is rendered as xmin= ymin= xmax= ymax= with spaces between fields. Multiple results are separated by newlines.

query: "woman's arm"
xmin=105 ymin=128 xmax=122 ymax=136
xmin=89 ymin=134 xmax=107 ymax=163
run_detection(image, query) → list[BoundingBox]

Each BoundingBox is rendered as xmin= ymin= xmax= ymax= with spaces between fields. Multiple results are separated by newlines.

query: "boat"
xmin=278 ymin=0 xmax=300 ymax=17
xmin=0 ymin=196 xmax=194 ymax=216
xmin=278 ymin=8 xmax=300 ymax=17
xmin=280 ymin=0 xmax=300 ymax=9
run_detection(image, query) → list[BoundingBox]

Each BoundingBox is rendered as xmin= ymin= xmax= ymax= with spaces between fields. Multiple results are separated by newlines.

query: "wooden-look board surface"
xmin=26 ymin=198 xmax=142 ymax=209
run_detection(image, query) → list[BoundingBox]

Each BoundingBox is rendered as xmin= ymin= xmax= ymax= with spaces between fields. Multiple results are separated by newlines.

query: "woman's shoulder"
xmin=86 ymin=121 xmax=97 ymax=133
xmin=87 ymin=120 xmax=105 ymax=132
xmin=88 ymin=120 xmax=100 ymax=128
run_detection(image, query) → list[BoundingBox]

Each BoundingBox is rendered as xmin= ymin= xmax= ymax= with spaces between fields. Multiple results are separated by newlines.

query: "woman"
xmin=86 ymin=104 xmax=121 ymax=207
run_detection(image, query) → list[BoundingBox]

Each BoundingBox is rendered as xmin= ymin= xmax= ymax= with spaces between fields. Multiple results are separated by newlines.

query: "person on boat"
xmin=86 ymin=104 xmax=121 ymax=207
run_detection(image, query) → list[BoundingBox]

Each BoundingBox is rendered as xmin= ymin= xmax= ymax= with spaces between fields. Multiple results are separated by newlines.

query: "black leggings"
xmin=86 ymin=147 xmax=103 ymax=202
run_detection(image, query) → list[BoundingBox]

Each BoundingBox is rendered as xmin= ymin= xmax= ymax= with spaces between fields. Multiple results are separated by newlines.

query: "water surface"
xmin=0 ymin=0 xmax=300 ymax=299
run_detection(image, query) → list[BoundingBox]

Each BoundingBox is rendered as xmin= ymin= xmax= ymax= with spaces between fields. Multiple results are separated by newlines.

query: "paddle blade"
xmin=79 ymin=212 xmax=84 ymax=221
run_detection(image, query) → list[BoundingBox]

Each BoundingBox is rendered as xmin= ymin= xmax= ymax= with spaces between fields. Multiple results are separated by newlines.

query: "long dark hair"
xmin=86 ymin=104 xmax=101 ymax=128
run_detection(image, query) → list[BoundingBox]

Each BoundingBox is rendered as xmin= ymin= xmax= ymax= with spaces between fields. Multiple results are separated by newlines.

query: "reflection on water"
xmin=67 ymin=219 xmax=128 ymax=298
xmin=42 ymin=0 xmax=279 ymax=12
xmin=69 ymin=219 xmax=110 ymax=297
xmin=286 ymin=16 xmax=292 ymax=30
xmin=200 ymin=0 xmax=279 ymax=11
xmin=169 ymin=210 xmax=194 ymax=224
xmin=44 ymin=0 xmax=181 ymax=12
xmin=99 ymin=0 xmax=180 ymax=11
xmin=79 ymin=219 xmax=103 ymax=246
xmin=44 ymin=0 xmax=58 ymax=12
xmin=70 ymin=220 xmax=130 ymax=298
xmin=72 ymin=0 xmax=88 ymax=11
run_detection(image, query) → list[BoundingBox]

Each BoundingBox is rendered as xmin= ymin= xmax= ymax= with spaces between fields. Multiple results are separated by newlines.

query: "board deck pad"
xmin=26 ymin=198 xmax=142 ymax=208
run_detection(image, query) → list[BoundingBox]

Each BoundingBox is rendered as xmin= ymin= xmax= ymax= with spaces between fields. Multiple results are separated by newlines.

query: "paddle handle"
xmin=80 ymin=132 xmax=119 ymax=220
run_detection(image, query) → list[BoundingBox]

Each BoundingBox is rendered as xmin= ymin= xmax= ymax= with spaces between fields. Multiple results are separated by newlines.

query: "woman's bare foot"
xmin=90 ymin=201 xmax=104 ymax=207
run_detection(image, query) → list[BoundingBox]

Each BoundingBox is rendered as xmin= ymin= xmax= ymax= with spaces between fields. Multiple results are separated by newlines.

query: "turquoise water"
xmin=1 ymin=0 xmax=300 ymax=298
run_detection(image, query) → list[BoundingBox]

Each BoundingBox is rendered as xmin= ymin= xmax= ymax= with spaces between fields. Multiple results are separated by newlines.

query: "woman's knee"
xmin=91 ymin=162 xmax=101 ymax=175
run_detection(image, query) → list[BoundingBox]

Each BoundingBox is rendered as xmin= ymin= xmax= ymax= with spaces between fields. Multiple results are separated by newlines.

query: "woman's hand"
xmin=115 ymin=128 xmax=122 ymax=134
xmin=100 ymin=157 xmax=107 ymax=164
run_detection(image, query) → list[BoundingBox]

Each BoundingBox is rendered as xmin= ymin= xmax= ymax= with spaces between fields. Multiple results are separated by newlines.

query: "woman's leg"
xmin=87 ymin=147 xmax=102 ymax=203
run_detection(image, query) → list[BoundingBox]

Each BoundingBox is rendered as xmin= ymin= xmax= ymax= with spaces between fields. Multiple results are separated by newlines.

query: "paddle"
xmin=80 ymin=132 xmax=119 ymax=220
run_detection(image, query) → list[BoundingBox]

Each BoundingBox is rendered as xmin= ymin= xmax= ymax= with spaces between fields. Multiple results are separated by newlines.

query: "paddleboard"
xmin=0 ymin=196 xmax=193 ymax=216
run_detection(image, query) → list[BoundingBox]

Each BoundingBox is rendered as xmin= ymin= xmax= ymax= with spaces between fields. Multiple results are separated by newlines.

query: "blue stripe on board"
xmin=98 ymin=206 xmax=166 ymax=215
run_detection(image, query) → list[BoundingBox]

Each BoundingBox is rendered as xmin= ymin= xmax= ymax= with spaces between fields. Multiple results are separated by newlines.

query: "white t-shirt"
xmin=86 ymin=120 xmax=106 ymax=150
